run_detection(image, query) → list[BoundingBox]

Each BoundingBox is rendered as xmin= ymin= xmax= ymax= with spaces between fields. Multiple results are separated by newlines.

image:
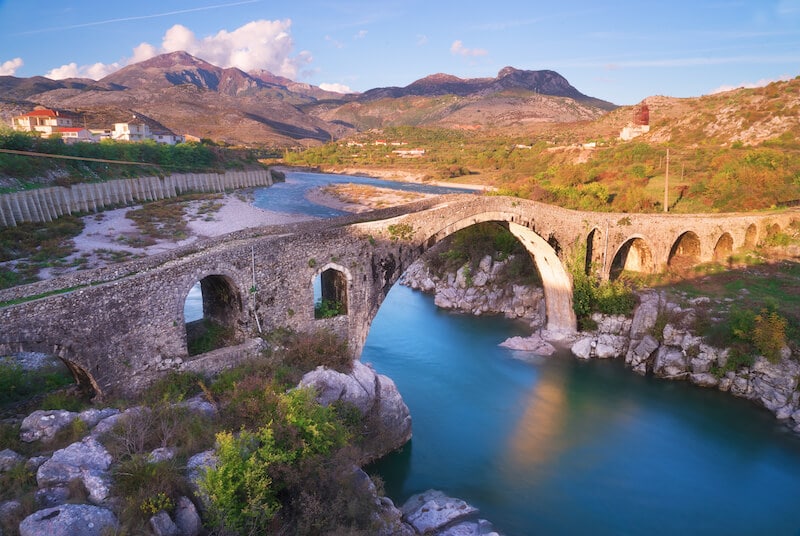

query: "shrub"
xmin=752 ymin=309 xmax=787 ymax=362
xmin=114 ymin=456 xmax=190 ymax=534
xmin=315 ymin=298 xmax=344 ymax=319
xmin=200 ymin=388 xmax=350 ymax=535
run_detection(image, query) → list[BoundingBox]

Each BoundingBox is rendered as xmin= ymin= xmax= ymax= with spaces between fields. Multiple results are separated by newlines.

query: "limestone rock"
xmin=571 ymin=337 xmax=594 ymax=360
xmin=174 ymin=496 xmax=202 ymax=536
xmin=439 ymin=519 xmax=501 ymax=536
xmin=653 ymin=346 xmax=688 ymax=379
xmin=401 ymin=490 xmax=478 ymax=535
xmin=0 ymin=500 xmax=22 ymax=532
xmin=35 ymin=486 xmax=71 ymax=508
xmin=76 ymin=408 xmax=119 ymax=429
xmin=150 ymin=511 xmax=179 ymax=536
xmin=300 ymin=361 xmax=411 ymax=460
xmin=19 ymin=504 xmax=118 ymax=536
xmin=500 ymin=335 xmax=556 ymax=355
xmin=0 ymin=449 xmax=25 ymax=472
xmin=37 ymin=437 xmax=112 ymax=505
xmin=625 ymin=335 xmax=660 ymax=375
xmin=148 ymin=447 xmax=177 ymax=464
xmin=595 ymin=334 xmax=628 ymax=359
xmin=690 ymin=373 xmax=720 ymax=388
xmin=20 ymin=410 xmax=78 ymax=443
xmin=186 ymin=449 xmax=217 ymax=506
xmin=629 ymin=291 xmax=661 ymax=339
xmin=89 ymin=407 xmax=146 ymax=438
xmin=177 ymin=395 xmax=218 ymax=418
xmin=300 ymin=361 xmax=376 ymax=414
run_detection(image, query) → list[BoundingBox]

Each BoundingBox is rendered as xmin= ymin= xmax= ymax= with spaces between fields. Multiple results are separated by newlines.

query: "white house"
xmin=112 ymin=122 xmax=151 ymax=142
xmin=57 ymin=127 xmax=96 ymax=144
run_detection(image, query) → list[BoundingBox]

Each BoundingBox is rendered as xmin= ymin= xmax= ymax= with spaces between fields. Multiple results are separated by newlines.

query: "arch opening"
xmin=0 ymin=347 xmax=99 ymax=404
xmin=667 ymin=231 xmax=701 ymax=270
xmin=415 ymin=213 xmax=575 ymax=333
xmin=585 ymin=228 xmax=604 ymax=276
xmin=610 ymin=237 xmax=655 ymax=280
xmin=744 ymin=224 xmax=757 ymax=249
xmin=314 ymin=266 xmax=350 ymax=319
xmin=183 ymin=274 xmax=243 ymax=356
xmin=713 ymin=233 xmax=734 ymax=264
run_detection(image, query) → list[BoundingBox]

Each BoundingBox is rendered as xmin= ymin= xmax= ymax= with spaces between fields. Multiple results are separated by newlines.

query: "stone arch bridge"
xmin=1 ymin=194 xmax=796 ymax=396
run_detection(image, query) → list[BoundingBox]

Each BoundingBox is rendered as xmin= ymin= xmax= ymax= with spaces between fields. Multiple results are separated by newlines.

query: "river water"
xmin=194 ymin=171 xmax=800 ymax=535
xmin=363 ymin=286 xmax=800 ymax=535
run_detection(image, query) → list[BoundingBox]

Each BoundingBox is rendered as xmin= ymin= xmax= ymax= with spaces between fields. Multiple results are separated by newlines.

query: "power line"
xmin=0 ymin=148 xmax=155 ymax=166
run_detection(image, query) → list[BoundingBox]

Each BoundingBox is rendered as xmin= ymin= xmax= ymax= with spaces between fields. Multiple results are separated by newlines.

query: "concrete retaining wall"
xmin=0 ymin=169 xmax=273 ymax=227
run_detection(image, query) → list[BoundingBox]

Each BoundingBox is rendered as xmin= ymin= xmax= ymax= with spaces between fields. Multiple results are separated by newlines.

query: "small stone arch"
xmin=765 ymin=223 xmax=782 ymax=242
xmin=609 ymin=237 xmax=655 ymax=279
xmin=0 ymin=341 xmax=102 ymax=399
xmin=668 ymin=231 xmax=701 ymax=268
xmin=743 ymin=224 xmax=758 ymax=249
xmin=713 ymin=233 xmax=734 ymax=263
xmin=182 ymin=273 xmax=244 ymax=356
xmin=313 ymin=263 xmax=352 ymax=319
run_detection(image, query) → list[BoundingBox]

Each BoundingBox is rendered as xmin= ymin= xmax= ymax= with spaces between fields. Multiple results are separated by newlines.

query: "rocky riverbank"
xmin=401 ymin=253 xmax=545 ymax=327
xmin=0 ymin=356 xmax=500 ymax=536
xmin=570 ymin=290 xmax=800 ymax=433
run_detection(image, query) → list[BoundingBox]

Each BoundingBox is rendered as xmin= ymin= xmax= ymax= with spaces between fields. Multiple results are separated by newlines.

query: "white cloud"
xmin=710 ymin=75 xmax=793 ymax=94
xmin=325 ymin=35 xmax=345 ymax=49
xmin=319 ymin=82 xmax=353 ymax=94
xmin=354 ymin=30 xmax=368 ymax=39
xmin=0 ymin=57 xmax=23 ymax=75
xmin=46 ymin=61 xmax=121 ymax=79
xmin=450 ymin=40 xmax=488 ymax=57
xmin=45 ymin=19 xmax=310 ymax=80
xmin=416 ymin=34 xmax=428 ymax=46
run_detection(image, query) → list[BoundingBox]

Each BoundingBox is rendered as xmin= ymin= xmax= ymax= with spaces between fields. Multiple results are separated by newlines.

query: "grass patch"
xmin=0 ymin=357 xmax=75 ymax=406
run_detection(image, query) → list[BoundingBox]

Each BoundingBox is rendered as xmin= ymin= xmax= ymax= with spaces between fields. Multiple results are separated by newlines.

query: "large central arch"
xmin=418 ymin=212 xmax=576 ymax=334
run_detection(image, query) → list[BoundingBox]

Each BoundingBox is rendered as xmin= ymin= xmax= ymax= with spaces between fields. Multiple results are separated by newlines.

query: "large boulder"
xmin=20 ymin=410 xmax=77 ymax=443
xmin=653 ymin=346 xmax=688 ymax=379
xmin=19 ymin=504 xmax=118 ymax=536
xmin=37 ymin=437 xmax=113 ymax=505
xmin=500 ymin=334 xmax=556 ymax=356
xmin=0 ymin=449 xmax=25 ymax=472
xmin=300 ymin=361 xmax=411 ymax=460
xmin=625 ymin=334 xmax=660 ymax=375
xmin=401 ymin=490 xmax=479 ymax=535
xmin=629 ymin=291 xmax=662 ymax=339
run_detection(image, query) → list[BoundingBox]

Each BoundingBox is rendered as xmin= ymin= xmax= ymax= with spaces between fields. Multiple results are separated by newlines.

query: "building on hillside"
xmin=619 ymin=101 xmax=651 ymax=141
xmin=112 ymin=122 xmax=151 ymax=142
xmin=152 ymin=132 xmax=185 ymax=145
xmin=392 ymin=148 xmax=426 ymax=158
xmin=57 ymin=127 xmax=95 ymax=144
xmin=112 ymin=122 xmax=184 ymax=144
xmin=11 ymin=108 xmax=78 ymax=137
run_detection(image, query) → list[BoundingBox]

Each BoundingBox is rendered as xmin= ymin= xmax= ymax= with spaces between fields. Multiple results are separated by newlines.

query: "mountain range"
xmin=0 ymin=51 xmax=617 ymax=147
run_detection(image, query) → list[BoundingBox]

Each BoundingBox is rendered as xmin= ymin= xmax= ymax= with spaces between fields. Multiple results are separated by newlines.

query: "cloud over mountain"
xmin=44 ymin=19 xmax=310 ymax=81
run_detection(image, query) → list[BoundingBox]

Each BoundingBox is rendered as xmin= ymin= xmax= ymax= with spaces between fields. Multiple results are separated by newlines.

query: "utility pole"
xmin=664 ymin=148 xmax=670 ymax=213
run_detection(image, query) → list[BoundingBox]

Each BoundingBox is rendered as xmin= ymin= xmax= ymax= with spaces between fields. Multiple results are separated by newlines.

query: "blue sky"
xmin=1 ymin=0 xmax=798 ymax=104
